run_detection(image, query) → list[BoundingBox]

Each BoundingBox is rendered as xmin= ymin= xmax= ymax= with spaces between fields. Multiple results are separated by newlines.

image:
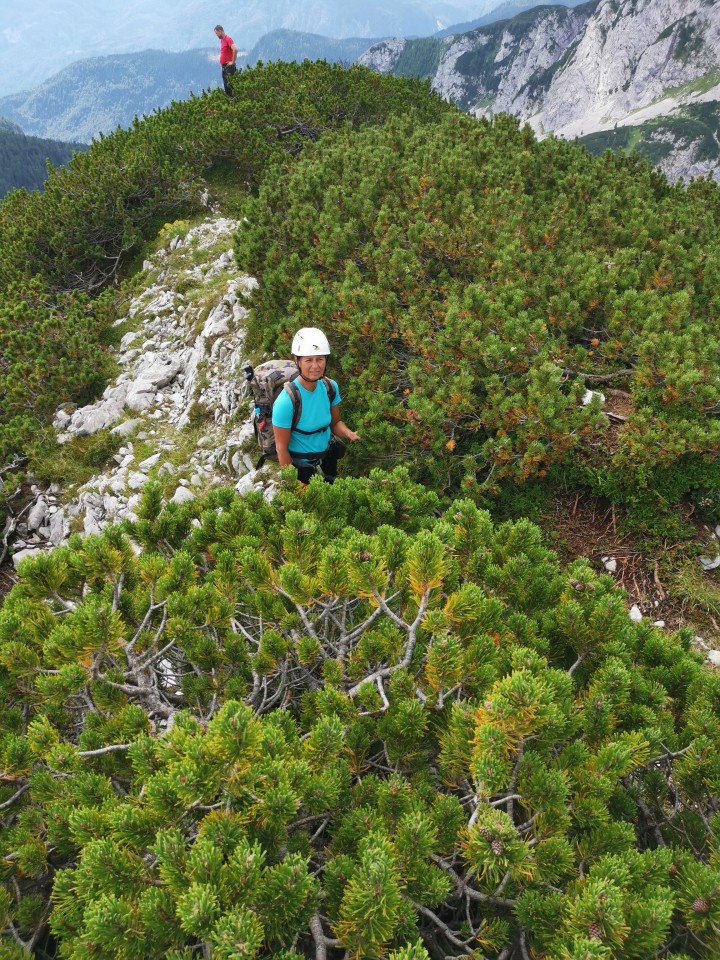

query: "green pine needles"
xmin=1 ymin=470 xmax=720 ymax=958
xmin=2 ymin=60 xmax=720 ymax=530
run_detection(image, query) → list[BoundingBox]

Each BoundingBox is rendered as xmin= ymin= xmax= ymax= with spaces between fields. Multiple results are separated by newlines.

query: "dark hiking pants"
xmin=291 ymin=438 xmax=346 ymax=485
xmin=222 ymin=63 xmax=237 ymax=96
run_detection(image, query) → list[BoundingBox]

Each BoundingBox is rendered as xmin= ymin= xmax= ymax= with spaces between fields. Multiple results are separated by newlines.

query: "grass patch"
xmin=669 ymin=560 xmax=720 ymax=636
xmin=118 ymin=206 xmax=203 ymax=283
xmin=32 ymin=430 xmax=121 ymax=491
xmin=579 ymin=101 xmax=720 ymax=170
xmin=205 ymin=162 xmax=253 ymax=217
xmin=647 ymin=68 xmax=720 ymax=106
xmin=472 ymin=94 xmax=496 ymax=111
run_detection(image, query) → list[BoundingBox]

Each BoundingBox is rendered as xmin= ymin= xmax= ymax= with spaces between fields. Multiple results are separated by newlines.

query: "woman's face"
xmin=297 ymin=355 xmax=327 ymax=381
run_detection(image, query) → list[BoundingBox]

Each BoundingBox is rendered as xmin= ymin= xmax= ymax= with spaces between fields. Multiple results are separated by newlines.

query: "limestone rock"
xmin=26 ymin=497 xmax=49 ymax=532
xmin=20 ymin=217 xmax=267 ymax=559
xmin=66 ymin=394 xmax=126 ymax=436
xmin=171 ymin=486 xmax=196 ymax=505
xmin=12 ymin=547 xmax=43 ymax=569
xmin=202 ymin=302 xmax=232 ymax=338
xmin=48 ymin=509 xmax=68 ymax=546
xmin=357 ymin=37 xmax=407 ymax=74
xmin=127 ymin=472 xmax=149 ymax=491
xmin=110 ymin=418 xmax=144 ymax=437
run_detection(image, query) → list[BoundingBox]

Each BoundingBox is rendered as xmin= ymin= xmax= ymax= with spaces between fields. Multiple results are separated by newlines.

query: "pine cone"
xmin=491 ymin=839 xmax=504 ymax=856
xmin=668 ymin=864 xmax=679 ymax=876
xmin=479 ymin=826 xmax=493 ymax=841
xmin=587 ymin=922 xmax=602 ymax=941
xmin=569 ymin=578 xmax=595 ymax=592
xmin=691 ymin=897 xmax=710 ymax=914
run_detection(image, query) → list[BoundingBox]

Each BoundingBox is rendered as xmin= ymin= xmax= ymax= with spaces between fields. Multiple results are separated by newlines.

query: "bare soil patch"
xmin=0 ymin=564 xmax=17 ymax=602
xmin=544 ymin=490 xmax=705 ymax=633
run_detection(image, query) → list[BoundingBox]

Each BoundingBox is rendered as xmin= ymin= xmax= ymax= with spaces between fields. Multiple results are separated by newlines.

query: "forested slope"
xmin=0 ymin=49 xmax=222 ymax=145
xmin=1 ymin=61 xmax=720 ymax=960
xmin=0 ymin=130 xmax=87 ymax=199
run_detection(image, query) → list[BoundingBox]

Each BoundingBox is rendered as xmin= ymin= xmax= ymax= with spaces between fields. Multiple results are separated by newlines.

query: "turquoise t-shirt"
xmin=272 ymin=377 xmax=340 ymax=457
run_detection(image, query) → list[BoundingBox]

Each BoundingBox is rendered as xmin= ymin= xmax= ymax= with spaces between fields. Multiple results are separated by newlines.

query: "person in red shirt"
xmin=214 ymin=25 xmax=238 ymax=96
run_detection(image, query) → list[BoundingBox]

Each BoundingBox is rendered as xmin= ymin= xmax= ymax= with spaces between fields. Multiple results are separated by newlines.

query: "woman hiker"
xmin=272 ymin=327 xmax=360 ymax=484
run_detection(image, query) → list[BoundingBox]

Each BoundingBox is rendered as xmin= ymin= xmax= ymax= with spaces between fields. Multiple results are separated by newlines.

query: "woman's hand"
xmin=330 ymin=405 xmax=359 ymax=443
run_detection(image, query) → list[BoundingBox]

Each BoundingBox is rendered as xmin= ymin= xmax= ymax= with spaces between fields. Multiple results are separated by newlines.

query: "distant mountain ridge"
xmin=432 ymin=0 xmax=587 ymax=37
xmin=0 ymin=0 xmax=508 ymax=97
xmin=0 ymin=116 xmax=22 ymax=133
xmin=249 ymin=30 xmax=382 ymax=66
xmin=0 ymin=49 xmax=220 ymax=143
xmin=5 ymin=0 xmax=720 ymax=185
xmin=0 ymin=3 xmax=589 ymax=146
xmin=0 ymin=31 xmax=388 ymax=144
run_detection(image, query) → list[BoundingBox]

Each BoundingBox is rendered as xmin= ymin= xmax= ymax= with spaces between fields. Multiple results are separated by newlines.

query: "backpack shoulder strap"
xmin=322 ymin=376 xmax=336 ymax=404
xmin=284 ymin=380 xmax=302 ymax=430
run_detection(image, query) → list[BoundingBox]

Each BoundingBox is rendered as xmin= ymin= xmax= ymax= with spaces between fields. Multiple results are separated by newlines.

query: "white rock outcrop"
xmin=525 ymin=0 xmax=720 ymax=141
xmin=357 ymin=38 xmax=407 ymax=74
xmin=23 ymin=216 xmax=270 ymax=554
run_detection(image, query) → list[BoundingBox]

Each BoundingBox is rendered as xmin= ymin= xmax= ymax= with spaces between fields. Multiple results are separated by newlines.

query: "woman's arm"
xmin=273 ymin=424 xmax=294 ymax=466
xmin=330 ymin=405 xmax=360 ymax=443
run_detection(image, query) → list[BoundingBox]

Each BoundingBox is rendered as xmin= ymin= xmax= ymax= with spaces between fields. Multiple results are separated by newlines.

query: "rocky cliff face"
xmin=527 ymin=0 xmax=720 ymax=139
xmin=435 ymin=3 xmax=594 ymax=113
xmin=359 ymin=0 xmax=720 ymax=183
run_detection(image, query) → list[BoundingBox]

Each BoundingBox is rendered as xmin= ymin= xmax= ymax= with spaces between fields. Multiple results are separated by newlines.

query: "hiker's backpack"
xmin=243 ymin=359 xmax=336 ymax=464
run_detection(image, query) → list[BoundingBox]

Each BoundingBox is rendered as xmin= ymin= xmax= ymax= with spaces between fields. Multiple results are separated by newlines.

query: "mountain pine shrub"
xmin=0 ymin=62 xmax=450 ymax=300
xmin=1 ymin=470 xmax=719 ymax=958
xmin=235 ymin=112 xmax=720 ymax=522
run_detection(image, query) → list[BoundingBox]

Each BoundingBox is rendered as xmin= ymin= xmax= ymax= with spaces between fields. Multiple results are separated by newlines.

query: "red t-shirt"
xmin=219 ymin=35 xmax=235 ymax=65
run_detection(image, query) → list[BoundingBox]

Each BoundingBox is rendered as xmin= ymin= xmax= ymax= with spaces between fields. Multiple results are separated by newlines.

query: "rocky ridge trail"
xmin=8 ymin=216 xmax=270 ymax=569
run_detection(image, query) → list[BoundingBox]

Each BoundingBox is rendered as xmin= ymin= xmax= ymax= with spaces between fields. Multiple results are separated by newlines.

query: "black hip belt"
xmin=290 ymin=448 xmax=329 ymax=465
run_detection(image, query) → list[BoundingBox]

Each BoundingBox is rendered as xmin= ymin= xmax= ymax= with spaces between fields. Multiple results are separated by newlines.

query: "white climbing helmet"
xmin=291 ymin=327 xmax=331 ymax=357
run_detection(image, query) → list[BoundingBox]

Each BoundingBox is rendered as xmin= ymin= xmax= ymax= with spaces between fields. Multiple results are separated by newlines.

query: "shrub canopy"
xmin=1 ymin=60 xmax=720 ymax=960
xmin=0 ymin=471 xmax=719 ymax=958
xmin=0 ymin=61 xmax=450 ymax=471
xmin=235 ymin=111 xmax=720 ymax=516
